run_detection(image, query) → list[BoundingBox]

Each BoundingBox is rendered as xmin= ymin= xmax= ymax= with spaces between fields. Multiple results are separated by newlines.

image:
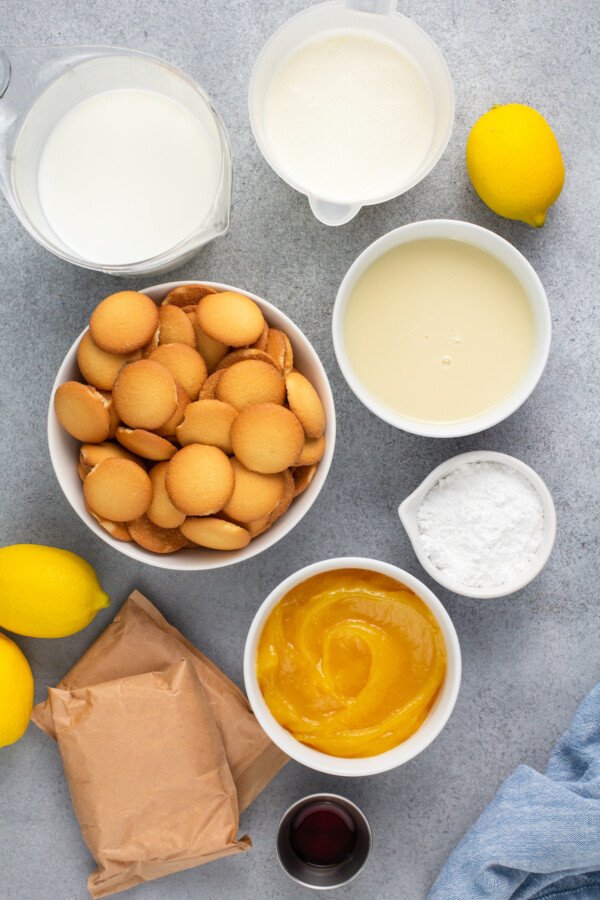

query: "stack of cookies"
xmin=54 ymin=286 xmax=327 ymax=554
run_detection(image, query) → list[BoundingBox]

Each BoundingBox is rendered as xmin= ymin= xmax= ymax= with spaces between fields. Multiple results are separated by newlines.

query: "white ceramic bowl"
xmin=47 ymin=281 xmax=336 ymax=570
xmin=399 ymin=451 xmax=557 ymax=599
xmin=332 ymin=219 xmax=552 ymax=437
xmin=243 ymin=557 xmax=461 ymax=776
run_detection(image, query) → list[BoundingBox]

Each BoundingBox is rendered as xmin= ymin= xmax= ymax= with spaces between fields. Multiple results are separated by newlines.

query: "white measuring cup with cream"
xmin=0 ymin=46 xmax=231 ymax=274
xmin=249 ymin=0 xmax=454 ymax=225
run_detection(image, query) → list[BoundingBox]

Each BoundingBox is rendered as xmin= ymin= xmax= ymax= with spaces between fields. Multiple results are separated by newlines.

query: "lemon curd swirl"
xmin=256 ymin=569 xmax=447 ymax=757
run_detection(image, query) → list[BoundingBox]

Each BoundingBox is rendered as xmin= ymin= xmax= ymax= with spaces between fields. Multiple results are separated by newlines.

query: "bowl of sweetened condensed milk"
xmin=244 ymin=557 xmax=461 ymax=776
xmin=333 ymin=220 xmax=552 ymax=437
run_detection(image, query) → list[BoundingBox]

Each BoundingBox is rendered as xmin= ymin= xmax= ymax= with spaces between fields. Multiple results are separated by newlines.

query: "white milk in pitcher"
xmin=262 ymin=31 xmax=435 ymax=203
xmin=38 ymin=88 xmax=222 ymax=265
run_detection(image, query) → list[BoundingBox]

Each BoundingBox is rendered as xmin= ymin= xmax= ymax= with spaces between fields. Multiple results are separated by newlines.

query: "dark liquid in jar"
xmin=289 ymin=800 xmax=357 ymax=866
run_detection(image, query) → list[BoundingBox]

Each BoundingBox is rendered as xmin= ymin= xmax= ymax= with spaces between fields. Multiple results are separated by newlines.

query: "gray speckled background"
xmin=1 ymin=1 xmax=599 ymax=898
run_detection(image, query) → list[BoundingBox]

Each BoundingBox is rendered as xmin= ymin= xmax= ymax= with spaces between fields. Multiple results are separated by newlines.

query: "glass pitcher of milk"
xmin=249 ymin=0 xmax=454 ymax=226
xmin=0 ymin=46 xmax=231 ymax=275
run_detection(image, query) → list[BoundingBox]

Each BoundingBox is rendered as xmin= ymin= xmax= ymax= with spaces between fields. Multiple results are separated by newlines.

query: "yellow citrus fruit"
xmin=466 ymin=103 xmax=564 ymax=227
xmin=0 ymin=633 xmax=34 ymax=747
xmin=0 ymin=544 xmax=109 ymax=638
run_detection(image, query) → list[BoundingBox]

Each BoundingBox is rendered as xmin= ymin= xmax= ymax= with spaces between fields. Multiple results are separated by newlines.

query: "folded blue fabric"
xmin=428 ymin=682 xmax=600 ymax=899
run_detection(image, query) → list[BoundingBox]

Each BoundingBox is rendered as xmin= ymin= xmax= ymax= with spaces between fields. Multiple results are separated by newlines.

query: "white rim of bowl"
xmin=47 ymin=281 xmax=336 ymax=571
xmin=243 ymin=556 xmax=461 ymax=776
xmin=398 ymin=450 xmax=557 ymax=599
xmin=332 ymin=219 xmax=552 ymax=438
xmin=247 ymin=2 xmax=455 ymax=207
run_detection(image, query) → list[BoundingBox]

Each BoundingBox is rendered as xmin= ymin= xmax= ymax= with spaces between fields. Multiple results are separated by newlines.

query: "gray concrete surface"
xmin=0 ymin=1 xmax=599 ymax=898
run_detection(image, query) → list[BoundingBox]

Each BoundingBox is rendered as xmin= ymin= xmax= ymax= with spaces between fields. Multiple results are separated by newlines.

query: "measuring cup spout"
xmin=308 ymin=196 xmax=361 ymax=226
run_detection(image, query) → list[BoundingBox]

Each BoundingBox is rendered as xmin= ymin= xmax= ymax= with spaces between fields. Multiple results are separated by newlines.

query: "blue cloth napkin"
xmin=429 ymin=682 xmax=600 ymax=899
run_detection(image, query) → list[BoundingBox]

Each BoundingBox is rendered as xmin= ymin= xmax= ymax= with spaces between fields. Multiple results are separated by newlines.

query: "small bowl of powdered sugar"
xmin=399 ymin=451 xmax=556 ymax=599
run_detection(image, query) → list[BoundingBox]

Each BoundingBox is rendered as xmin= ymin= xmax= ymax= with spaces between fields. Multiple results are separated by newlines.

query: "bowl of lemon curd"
xmin=244 ymin=558 xmax=461 ymax=776
xmin=332 ymin=220 xmax=551 ymax=438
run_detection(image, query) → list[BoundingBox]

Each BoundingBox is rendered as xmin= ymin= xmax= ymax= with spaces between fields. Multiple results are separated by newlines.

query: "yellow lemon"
xmin=0 ymin=633 xmax=34 ymax=747
xmin=466 ymin=103 xmax=564 ymax=227
xmin=0 ymin=544 xmax=109 ymax=638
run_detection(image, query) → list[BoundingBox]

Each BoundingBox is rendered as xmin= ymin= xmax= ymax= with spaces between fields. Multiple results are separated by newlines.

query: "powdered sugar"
xmin=417 ymin=461 xmax=544 ymax=589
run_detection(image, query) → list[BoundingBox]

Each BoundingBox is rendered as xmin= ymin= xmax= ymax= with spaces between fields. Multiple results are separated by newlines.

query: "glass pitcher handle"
xmin=0 ymin=45 xmax=108 ymax=188
xmin=0 ymin=46 xmax=70 ymax=132
xmin=0 ymin=50 xmax=10 ymax=98
xmin=343 ymin=0 xmax=396 ymax=14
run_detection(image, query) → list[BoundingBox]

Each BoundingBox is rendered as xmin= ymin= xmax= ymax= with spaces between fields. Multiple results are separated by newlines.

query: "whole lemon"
xmin=0 ymin=544 xmax=109 ymax=638
xmin=466 ymin=103 xmax=564 ymax=227
xmin=0 ymin=633 xmax=34 ymax=747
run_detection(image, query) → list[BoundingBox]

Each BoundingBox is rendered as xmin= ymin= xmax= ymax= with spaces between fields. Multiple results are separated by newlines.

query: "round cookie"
xmin=252 ymin=321 xmax=269 ymax=351
xmin=246 ymin=515 xmax=271 ymax=538
xmin=165 ymin=444 xmax=234 ymax=516
xmin=196 ymin=291 xmax=265 ymax=347
xmin=285 ymin=372 xmax=325 ymax=438
xmin=80 ymin=441 xmax=140 ymax=473
xmin=127 ymin=515 xmax=188 ymax=553
xmin=265 ymin=329 xmax=293 ymax=374
xmin=77 ymin=331 xmax=141 ymax=390
xmin=231 ymin=403 xmax=304 ymax=474
xmin=162 ymin=284 xmax=217 ymax=308
xmin=154 ymin=382 xmax=189 ymax=437
xmin=222 ymin=459 xmax=284 ymax=523
xmin=149 ymin=343 xmax=207 ymax=400
xmin=180 ymin=517 xmax=251 ymax=551
xmin=85 ymin=502 xmax=132 ymax=543
xmin=216 ymin=348 xmax=279 ymax=371
xmin=158 ymin=305 xmax=196 ymax=347
xmin=147 ymin=463 xmax=186 ymax=529
xmin=83 ymin=458 xmax=152 ymax=522
xmin=296 ymin=434 xmax=326 ymax=466
xmin=175 ymin=399 xmax=237 ymax=454
xmin=115 ymin=427 xmax=177 ymax=461
xmin=293 ymin=464 xmax=317 ymax=497
xmin=113 ymin=359 xmax=177 ymax=430
xmin=266 ymin=468 xmax=295 ymax=525
xmin=187 ymin=315 xmax=228 ymax=373
xmin=142 ymin=327 xmax=160 ymax=356
xmin=216 ymin=360 xmax=285 ymax=410
xmin=90 ymin=291 xmax=159 ymax=354
xmin=199 ymin=370 xmax=223 ymax=399
xmin=54 ymin=382 xmax=111 ymax=443
xmin=97 ymin=389 xmax=119 ymax=438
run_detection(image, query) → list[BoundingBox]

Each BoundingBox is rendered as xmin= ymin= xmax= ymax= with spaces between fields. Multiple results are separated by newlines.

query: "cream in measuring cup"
xmin=263 ymin=31 xmax=435 ymax=206
xmin=249 ymin=1 xmax=454 ymax=225
xmin=38 ymin=88 xmax=222 ymax=266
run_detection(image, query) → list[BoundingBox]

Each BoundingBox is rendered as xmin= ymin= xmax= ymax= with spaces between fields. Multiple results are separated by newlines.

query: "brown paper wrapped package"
xmin=50 ymin=659 xmax=251 ymax=898
xmin=32 ymin=590 xmax=287 ymax=811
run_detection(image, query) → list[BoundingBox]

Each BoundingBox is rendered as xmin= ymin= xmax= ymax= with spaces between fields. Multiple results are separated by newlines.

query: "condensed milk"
xmin=344 ymin=238 xmax=535 ymax=423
